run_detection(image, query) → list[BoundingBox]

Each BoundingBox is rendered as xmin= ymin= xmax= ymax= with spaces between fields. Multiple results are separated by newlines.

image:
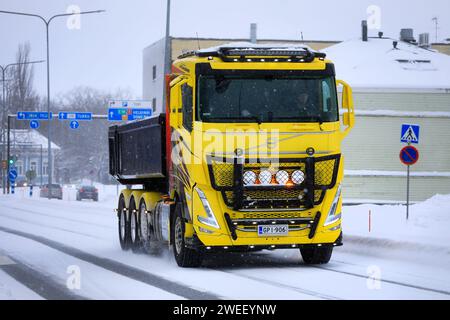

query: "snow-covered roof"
xmin=9 ymin=129 xmax=60 ymax=150
xmin=323 ymin=38 xmax=450 ymax=90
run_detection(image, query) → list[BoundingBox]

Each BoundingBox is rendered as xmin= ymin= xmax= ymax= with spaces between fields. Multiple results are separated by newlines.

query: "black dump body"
xmin=108 ymin=114 xmax=167 ymax=190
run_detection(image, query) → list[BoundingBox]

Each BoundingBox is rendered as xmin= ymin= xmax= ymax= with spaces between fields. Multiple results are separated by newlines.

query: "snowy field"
xmin=0 ymin=185 xmax=449 ymax=300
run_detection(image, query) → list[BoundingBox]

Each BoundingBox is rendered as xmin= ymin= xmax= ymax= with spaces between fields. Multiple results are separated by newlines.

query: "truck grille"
xmin=208 ymin=154 xmax=340 ymax=210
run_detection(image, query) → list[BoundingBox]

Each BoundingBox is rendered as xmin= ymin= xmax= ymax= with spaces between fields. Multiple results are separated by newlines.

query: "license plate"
xmin=257 ymin=224 xmax=288 ymax=236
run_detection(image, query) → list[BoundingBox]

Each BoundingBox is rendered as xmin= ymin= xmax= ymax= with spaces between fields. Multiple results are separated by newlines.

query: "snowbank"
xmin=343 ymin=194 xmax=450 ymax=248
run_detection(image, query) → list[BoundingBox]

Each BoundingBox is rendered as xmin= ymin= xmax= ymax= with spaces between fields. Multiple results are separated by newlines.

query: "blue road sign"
xmin=400 ymin=145 xmax=419 ymax=166
xmin=108 ymin=108 xmax=153 ymax=121
xmin=17 ymin=111 xmax=52 ymax=120
xmin=30 ymin=120 xmax=40 ymax=129
xmin=401 ymin=124 xmax=420 ymax=144
xmin=70 ymin=120 xmax=80 ymax=130
xmin=58 ymin=112 xmax=92 ymax=121
xmin=9 ymin=168 xmax=18 ymax=182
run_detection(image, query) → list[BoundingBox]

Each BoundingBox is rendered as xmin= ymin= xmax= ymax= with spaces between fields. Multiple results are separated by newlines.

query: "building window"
xmin=30 ymin=161 xmax=37 ymax=173
xmin=152 ymin=65 xmax=157 ymax=80
xmin=152 ymin=98 xmax=157 ymax=112
xmin=16 ymin=161 xmax=23 ymax=175
xmin=43 ymin=162 xmax=48 ymax=176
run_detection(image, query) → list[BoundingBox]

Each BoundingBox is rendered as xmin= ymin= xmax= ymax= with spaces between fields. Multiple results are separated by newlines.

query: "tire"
xmin=172 ymin=203 xmax=203 ymax=268
xmin=129 ymin=198 xmax=141 ymax=253
xmin=300 ymin=246 xmax=333 ymax=264
xmin=118 ymin=196 xmax=130 ymax=251
xmin=138 ymin=200 xmax=163 ymax=255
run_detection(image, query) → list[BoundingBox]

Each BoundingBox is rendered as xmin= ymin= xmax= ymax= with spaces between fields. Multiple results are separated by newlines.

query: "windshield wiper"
xmin=203 ymin=116 xmax=262 ymax=124
xmin=270 ymin=115 xmax=324 ymax=124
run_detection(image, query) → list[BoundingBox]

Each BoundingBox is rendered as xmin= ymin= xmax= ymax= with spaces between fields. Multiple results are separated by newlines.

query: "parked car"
xmin=40 ymin=184 xmax=63 ymax=200
xmin=76 ymin=185 xmax=98 ymax=201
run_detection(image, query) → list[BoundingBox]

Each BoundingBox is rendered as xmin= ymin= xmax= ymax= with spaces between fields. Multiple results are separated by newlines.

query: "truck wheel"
xmin=129 ymin=198 xmax=141 ymax=253
xmin=118 ymin=196 xmax=130 ymax=251
xmin=172 ymin=204 xmax=203 ymax=268
xmin=139 ymin=200 xmax=162 ymax=255
xmin=300 ymin=246 xmax=333 ymax=264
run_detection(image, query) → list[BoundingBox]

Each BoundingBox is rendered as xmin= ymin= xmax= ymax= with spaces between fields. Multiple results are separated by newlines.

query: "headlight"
xmin=195 ymin=187 xmax=219 ymax=229
xmin=243 ymin=171 xmax=257 ymax=186
xmin=324 ymin=185 xmax=342 ymax=226
xmin=259 ymin=170 xmax=272 ymax=185
xmin=291 ymin=170 xmax=305 ymax=185
xmin=275 ymin=170 xmax=289 ymax=185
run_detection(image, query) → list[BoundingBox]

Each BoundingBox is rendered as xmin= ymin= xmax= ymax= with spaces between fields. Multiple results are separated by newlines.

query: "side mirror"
xmin=336 ymin=79 xmax=355 ymax=135
xmin=342 ymin=112 xmax=350 ymax=126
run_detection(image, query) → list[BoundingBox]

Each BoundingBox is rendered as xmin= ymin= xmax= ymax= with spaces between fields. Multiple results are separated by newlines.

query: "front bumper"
xmin=186 ymin=230 xmax=343 ymax=252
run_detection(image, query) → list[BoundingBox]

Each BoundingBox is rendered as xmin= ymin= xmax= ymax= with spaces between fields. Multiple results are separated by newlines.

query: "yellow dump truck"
xmin=109 ymin=44 xmax=354 ymax=267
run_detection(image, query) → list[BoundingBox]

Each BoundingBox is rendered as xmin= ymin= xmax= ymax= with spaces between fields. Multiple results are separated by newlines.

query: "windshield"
xmin=197 ymin=75 xmax=338 ymax=123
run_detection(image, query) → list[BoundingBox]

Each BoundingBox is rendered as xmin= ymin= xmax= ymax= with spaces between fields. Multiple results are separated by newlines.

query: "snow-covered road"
xmin=0 ymin=189 xmax=449 ymax=300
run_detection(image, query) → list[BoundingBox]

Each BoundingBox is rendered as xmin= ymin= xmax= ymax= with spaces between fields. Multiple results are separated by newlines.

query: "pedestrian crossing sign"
xmin=401 ymin=124 xmax=420 ymax=144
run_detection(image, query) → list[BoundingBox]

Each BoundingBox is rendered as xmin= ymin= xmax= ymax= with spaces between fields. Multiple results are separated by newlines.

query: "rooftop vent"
xmin=362 ymin=20 xmax=368 ymax=42
xmin=400 ymin=28 xmax=416 ymax=44
xmin=250 ymin=23 xmax=257 ymax=44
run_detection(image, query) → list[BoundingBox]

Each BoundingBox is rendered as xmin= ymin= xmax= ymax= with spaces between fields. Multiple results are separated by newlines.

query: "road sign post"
xmin=400 ymin=124 xmax=420 ymax=220
xmin=399 ymin=145 xmax=419 ymax=220
xmin=69 ymin=120 xmax=80 ymax=130
xmin=108 ymin=108 xmax=153 ymax=121
xmin=401 ymin=124 xmax=420 ymax=144
xmin=30 ymin=120 xmax=40 ymax=129
xmin=108 ymin=100 xmax=153 ymax=122
xmin=9 ymin=167 xmax=17 ymax=195
xmin=17 ymin=111 xmax=53 ymax=120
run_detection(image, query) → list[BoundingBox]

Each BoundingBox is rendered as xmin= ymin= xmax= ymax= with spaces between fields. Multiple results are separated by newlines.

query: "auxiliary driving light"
xmin=259 ymin=170 xmax=272 ymax=185
xmin=275 ymin=170 xmax=289 ymax=185
xmin=243 ymin=171 xmax=257 ymax=186
xmin=291 ymin=170 xmax=305 ymax=185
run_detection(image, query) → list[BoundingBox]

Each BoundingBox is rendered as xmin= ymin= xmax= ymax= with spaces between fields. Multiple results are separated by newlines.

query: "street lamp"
xmin=0 ymin=9 xmax=105 ymax=199
xmin=1 ymin=60 xmax=44 ymax=194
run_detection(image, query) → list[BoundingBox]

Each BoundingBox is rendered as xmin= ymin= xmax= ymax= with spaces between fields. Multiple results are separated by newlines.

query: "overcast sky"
xmin=0 ymin=0 xmax=449 ymax=99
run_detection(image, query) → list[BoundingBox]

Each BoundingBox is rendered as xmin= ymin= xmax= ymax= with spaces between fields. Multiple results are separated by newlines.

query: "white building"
xmin=324 ymin=35 xmax=450 ymax=202
xmin=2 ymin=129 xmax=60 ymax=186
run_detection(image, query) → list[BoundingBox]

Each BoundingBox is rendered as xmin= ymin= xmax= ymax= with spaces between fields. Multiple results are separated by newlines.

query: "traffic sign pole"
xmin=406 ymin=162 xmax=410 ymax=220
xmin=400 ymin=144 xmax=419 ymax=221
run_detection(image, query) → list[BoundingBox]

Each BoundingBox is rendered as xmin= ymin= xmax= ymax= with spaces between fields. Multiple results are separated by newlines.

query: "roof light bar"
xmin=186 ymin=45 xmax=327 ymax=62
xmin=223 ymin=48 xmax=310 ymax=57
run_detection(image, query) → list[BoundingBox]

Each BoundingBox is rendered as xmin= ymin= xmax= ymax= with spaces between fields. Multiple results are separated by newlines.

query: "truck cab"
xmin=109 ymin=44 xmax=354 ymax=267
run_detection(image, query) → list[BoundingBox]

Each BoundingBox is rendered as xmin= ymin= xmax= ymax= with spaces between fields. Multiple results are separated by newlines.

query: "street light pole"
xmin=1 ymin=60 xmax=44 ymax=194
xmin=0 ymin=9 xmax=105 ymax=199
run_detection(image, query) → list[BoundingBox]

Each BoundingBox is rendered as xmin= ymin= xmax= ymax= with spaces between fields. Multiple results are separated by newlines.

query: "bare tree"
xmin=5 ymin=43 xmax=40 ymax=129
xmin=52 ymin=86 xmax=133 ymax=184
